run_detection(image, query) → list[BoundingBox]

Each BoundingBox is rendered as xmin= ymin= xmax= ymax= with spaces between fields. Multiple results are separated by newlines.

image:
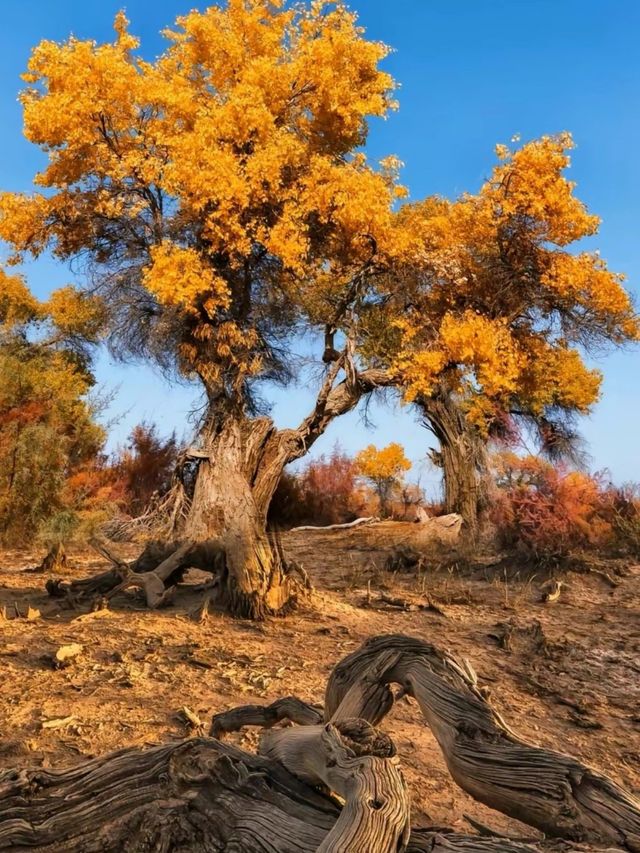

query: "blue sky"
xmin=1 ymin=0 xmax=638 ymax=493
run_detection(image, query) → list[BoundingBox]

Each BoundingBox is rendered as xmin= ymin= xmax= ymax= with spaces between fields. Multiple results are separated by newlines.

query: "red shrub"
xmin=490 ymin=453 xmax=613 ymax=561
xmin=112 ymin=423 xmax=179 ymax=517
xmin=271 ymin=446 xmax=367 ymax=527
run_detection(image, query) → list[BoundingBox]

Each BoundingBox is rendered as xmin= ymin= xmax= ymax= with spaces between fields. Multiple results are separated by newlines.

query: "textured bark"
xmin=183 ymin=416 xmax=295 ymax=619
xmin=325 ymin=635 xmax=640 ymax=851
xmin=0 ymin=724 xmax=409 ymax=852
xmin=46 ymin=367 xmax=393 ymax=620
xmin=0 ymin=634 xmax=635 ymax=852
xmin=211 ymin=696 xmax=324 ymax=738
xmin=419 ymin=391 xmax=489 ymax=534
xmin=261 ymin=719 xmax=410 ymax=852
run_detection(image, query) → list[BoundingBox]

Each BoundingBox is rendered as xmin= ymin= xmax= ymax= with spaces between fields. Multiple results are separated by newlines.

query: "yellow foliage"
xmin=382 ymin=133 xmax=639 ymax=429
xmin=355 ymin=442 xmax=411 ymax=482
xmin=0 ymin=1 xmax=400 ymax=394
xmin=0 ymin=269 xmax=42 ymax=326
xmin=142 ymin=244 xmax=230 ymax=312
xmin=45 ymin=287 xmax=106 ymax=339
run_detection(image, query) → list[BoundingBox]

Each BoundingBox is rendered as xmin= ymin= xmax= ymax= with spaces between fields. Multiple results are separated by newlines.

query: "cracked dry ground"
xmin=0 ymin=522 xmax=638 ymax=839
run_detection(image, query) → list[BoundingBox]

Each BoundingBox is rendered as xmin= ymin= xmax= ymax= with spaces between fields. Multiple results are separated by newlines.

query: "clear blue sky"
xmin=1 ymin=1 xmax=639 ymax=493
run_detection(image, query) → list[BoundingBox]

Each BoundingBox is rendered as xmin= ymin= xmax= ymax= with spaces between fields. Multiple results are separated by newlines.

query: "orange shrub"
xmin=490 ymin=453 xmax=613 ymax=561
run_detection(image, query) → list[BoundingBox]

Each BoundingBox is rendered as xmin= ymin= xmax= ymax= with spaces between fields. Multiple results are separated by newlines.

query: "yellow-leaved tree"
xmin=360 ymin=134 xmax=639 ymax=532
xmin=0 ymin=1 xmax=403 ymax=617
xmin=355 ymin=442 xmax=411 ymax=517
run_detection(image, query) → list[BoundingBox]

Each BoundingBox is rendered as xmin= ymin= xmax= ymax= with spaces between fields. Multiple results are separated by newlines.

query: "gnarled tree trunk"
xmin=183 ymin=415 xmax=296 ymax=619
xmin=48 ymin=367 xmax=393 ymax=619
xmin=418 ymin=391 xmax=489 ymax=535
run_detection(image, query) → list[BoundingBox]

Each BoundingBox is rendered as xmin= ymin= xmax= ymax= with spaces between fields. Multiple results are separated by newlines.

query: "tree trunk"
xmin=419 ymin=392 xmax=489 ymax=535
xmin=183 ymin=415 xmax=296 ymax=619
xmin=45 ymin=366 xmax=395 ymax=619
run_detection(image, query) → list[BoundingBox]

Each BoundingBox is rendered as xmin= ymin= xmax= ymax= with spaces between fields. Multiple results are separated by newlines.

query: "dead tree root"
xmin=45 ymin=536 xmax=309 ymax=617
xmin=1 ymin=634 xmax=638 ymax=852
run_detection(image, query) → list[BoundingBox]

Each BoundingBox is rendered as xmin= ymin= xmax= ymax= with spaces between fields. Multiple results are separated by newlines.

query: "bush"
xmin=490 ymin=453 xmax=613 ymax=562
xmin=600 ymin=482 xmax=640 ymax=557
xmin=111 ymin=423 xmax=179 ymax=517
xmin=271 ymin=446 xmax=368 ymax=527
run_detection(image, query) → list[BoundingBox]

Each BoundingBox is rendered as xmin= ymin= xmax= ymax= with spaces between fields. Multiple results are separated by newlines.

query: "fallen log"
xmin=325 ymin=635 xmax=640 ymax=851
xmin=0 ymin=635 xmax=637 ymax=852
xmin=290 ymin=516 xmax=379 ymax=532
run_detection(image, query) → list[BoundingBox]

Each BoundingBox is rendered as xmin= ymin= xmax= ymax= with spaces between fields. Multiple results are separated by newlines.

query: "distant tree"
xmin=113 ymin=423 xmax=179 ymax=517
xmin=355 ymin=442 xmax=411 ymax=517
xmin=298 ymin=446 xmax=361 ymax=525
xmin=0 ymin=269 xmax=106 ymax=545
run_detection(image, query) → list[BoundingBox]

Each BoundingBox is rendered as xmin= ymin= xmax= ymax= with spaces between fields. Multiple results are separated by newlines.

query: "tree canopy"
xmin=0 ymin=0 xmax=637 ymax=612
xmin=364 ymin=133 xmax=639 ymax=435
xmin=355 ymin=442 xmax=411 ymax=516
xmin=0 ymin=0 xmax=404 ymax=411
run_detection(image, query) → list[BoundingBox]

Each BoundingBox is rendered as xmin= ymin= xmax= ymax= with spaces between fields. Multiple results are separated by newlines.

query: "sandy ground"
xmin=0 ymin=521 xmax=638 ymax=836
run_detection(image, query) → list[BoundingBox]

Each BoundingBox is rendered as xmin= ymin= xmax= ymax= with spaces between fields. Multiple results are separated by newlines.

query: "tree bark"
xmin=418 ymin=391 xmax=489 ymax=535
xmin=325 ymin=635 xmax=640 ymax=851
xmin=47 ymin=366 xmax=393 ymax=619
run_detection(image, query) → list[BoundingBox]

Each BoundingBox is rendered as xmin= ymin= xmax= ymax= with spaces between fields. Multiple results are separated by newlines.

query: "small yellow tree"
xmin=355 ymin=443 xmax=411 ymax=517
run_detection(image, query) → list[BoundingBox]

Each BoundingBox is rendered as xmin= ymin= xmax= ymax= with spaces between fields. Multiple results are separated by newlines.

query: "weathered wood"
xmin=0 ymin=737 xmax=337 ymax=851
xmin=325 ymin=635 xmax=640 ymax=852
xmin=0 ymin=634 xmax=635 ymax=852
xmin=290 ymin=516 xmax=379 ymax=532
xmin=261 ymin=719 xmax=410 ymax=852
xmin=46 ymin=539 xmax=228 ymax=610
xmin=211 ymin=696 xmax=324 ymax=738
xmin=0 ymin=724 xmax=409 ymax=852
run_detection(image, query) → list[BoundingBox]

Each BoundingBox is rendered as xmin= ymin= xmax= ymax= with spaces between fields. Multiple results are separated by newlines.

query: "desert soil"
xmin=0 ymin=521 xmax=638 ymax=838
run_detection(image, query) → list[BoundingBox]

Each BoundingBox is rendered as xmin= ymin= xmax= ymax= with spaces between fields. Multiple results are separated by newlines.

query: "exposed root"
xmin=0 ymin=633 xmax=636 ymax=852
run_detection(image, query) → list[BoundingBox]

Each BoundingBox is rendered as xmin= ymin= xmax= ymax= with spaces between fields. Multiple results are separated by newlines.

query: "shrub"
xmin=111 ymin=422 xmax=179 ymax=517
xmin=490 ymin=453 xmax=613 ymax=562
xmin=271 ymin=446 xmax=367 ymax=527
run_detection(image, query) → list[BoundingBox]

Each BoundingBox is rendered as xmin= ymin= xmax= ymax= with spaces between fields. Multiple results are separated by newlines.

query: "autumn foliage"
xmin=365 ymin=134 xmax=639 ymax=438
xmin=355 ymin=442 xmax=411 ymax=517
xmin=0 ymin=0 xmax=637 ymax=605
xmin=271 ymin=446 xmax=364 ymax=527
xmin=0 ymin=269 xmax=107 ymax=545
xmin=0 ymin=1 xmax=401 ymax=402
xmin=111 ymin=423 xmax=180 ymax=518
xmin=490 ymin=453 xmax=640 ymax=562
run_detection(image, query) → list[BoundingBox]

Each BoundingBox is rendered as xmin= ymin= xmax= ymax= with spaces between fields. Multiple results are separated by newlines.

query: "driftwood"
xmin=0 ymin=634 xmax=638 ymax=852
xmin=290 ymin=516 xmax=379 ymax=532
